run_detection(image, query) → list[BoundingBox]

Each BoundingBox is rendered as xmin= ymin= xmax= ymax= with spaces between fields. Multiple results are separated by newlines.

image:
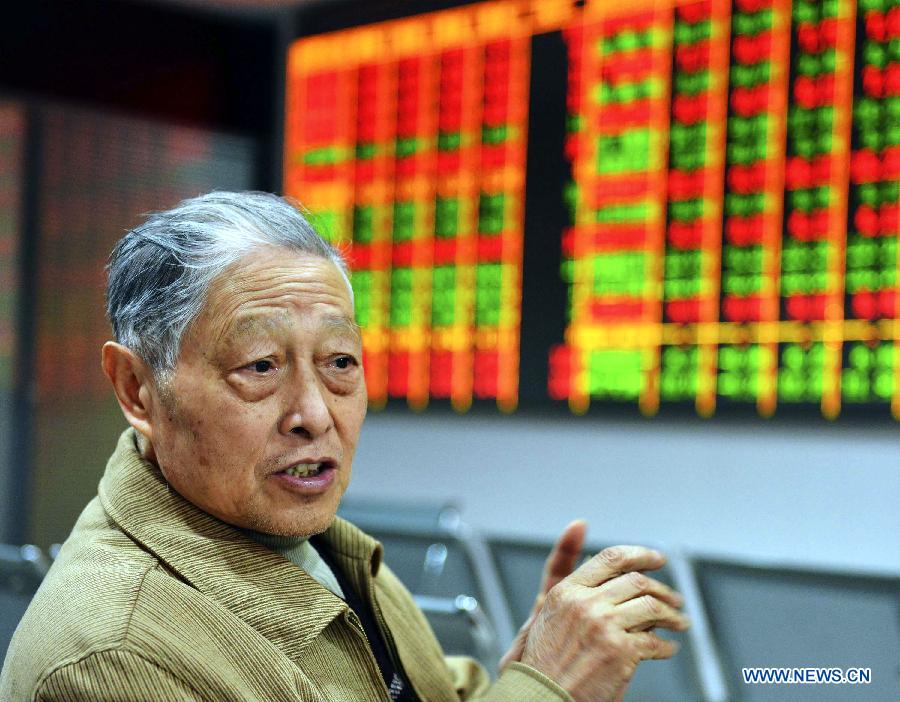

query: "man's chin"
xmin=244 ymin=509 xmax=338 ymax=539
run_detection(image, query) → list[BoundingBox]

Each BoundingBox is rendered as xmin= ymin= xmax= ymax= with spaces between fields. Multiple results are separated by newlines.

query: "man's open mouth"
xmin=281 ymin=462 xmax=332 ymax=478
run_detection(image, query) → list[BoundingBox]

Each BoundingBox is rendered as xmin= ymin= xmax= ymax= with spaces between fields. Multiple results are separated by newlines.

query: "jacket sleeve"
xmin=35 ymin=649 xmax=206 ymax=702
xmin=444 ymin=655 xmax=575 ymax=702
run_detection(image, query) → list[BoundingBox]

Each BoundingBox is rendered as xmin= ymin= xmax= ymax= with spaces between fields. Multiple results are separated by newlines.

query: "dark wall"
xmin=0 ymin=0 xmax=280 ymax=544
xmin=0 ymin=0 xmax=278 ymax=183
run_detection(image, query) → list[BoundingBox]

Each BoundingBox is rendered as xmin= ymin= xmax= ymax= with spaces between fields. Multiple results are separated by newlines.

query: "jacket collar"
xmin=99 ymin=428 xmax=382 ymax=661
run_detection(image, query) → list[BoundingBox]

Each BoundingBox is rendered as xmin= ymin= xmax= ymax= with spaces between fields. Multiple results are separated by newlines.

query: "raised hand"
xmin=499 ymin=519 xmax=587 ymax=670
xmin=520 ymin=545 xmax=689 ymax=702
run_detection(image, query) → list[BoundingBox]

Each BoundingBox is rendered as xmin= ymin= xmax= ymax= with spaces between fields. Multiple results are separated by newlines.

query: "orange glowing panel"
xmin=284 ymin=1 xmax=532 ymax=411
xmin=285 ymin=0 xmax=900 ymax=420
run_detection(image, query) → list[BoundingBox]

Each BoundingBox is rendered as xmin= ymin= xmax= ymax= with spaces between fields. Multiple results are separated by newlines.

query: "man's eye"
xmin=250 ymin=360 xmax=274 ymax=373
xmin=333 ymin=356 xmax=357 ymax=370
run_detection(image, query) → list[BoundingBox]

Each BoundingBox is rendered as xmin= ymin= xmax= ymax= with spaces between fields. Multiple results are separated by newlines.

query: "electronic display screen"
xmin=34 ymin=104 xmax=258 ymax=403
xmin=283 ymin=0 xmax=899 ymax=419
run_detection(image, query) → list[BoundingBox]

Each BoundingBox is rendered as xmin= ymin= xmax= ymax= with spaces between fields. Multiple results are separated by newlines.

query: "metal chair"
xmin=694 ymin=556 xmax=900 ymax=702
xmin=414 ymin=594 xmax=499 ymax=671
xmin=338 ymin=498 xmax=463 ymax=535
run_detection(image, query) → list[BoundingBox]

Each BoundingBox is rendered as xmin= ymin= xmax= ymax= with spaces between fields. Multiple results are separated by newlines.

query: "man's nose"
xmin=279 ymin=364 xmax=333 ymax=439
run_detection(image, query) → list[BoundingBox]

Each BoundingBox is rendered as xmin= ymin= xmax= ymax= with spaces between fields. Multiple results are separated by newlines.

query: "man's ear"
xmin=101 ymin=341 xmax=157 ymax=446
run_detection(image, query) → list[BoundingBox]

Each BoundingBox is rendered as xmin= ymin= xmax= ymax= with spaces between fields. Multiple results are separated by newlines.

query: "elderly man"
xmin=1 ymin=192 xmax=688 ymax=701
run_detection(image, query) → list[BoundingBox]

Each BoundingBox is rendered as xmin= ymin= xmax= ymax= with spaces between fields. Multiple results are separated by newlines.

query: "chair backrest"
xmin=488 ymin=537 xmax=711 ymax=702
xmin=695 ymin=558 xmax=900 ymax=702
xmin=1 ymin=544 xmax=49 ymax=660
xmin=338 ymin=498 xmax=476 ymax=599
xmin=338 ymin=498 xmax=462 ymax=535
xmin=413 ymin=594 xmax=499 ymax=674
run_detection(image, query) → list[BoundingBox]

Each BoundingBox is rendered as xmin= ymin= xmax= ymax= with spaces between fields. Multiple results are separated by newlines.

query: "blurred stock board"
xmin=282 ymin=0 xmax=900 ymax=419
xmin=0 ymin=103 xmax=24 ymax=397
xmin=11 ymin=103 xmax=257 ymax=404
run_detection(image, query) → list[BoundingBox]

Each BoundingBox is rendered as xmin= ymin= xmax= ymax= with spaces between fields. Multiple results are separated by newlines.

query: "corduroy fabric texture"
xmin=0 ymin=429 xmax=574 ymax=702
xmin=245 ymin=531 xmax=345 ymax=599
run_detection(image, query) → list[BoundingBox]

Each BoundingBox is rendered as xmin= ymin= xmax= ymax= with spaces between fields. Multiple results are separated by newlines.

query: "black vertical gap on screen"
xmin=519 ymin=31 xmax=570 ymax=407
xmin=777 ymin=4 xmax=817 ymax=417
xmin=8 ymin=106 xmax=41 ymax=545
xmin=841 ymin=10 xmax=867 ymax=386
xmin=778 ymin=9 xmax=799 ymax=325
xmin=717 ymin=8 xmax=738 ymax=413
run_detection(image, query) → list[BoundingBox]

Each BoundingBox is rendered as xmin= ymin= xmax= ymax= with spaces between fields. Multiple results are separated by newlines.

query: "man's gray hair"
xmin=107 ymin=190 xmax=351 ymax=376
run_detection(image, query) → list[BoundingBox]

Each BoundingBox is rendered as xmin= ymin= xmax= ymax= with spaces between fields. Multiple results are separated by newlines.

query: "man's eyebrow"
xmin=218 ymin=313 xmax=360 ymax=347
xmin=224 ymin=313 xmax=288 ymax=342
xmin=322 ymin=314 xmax=362 ymax=341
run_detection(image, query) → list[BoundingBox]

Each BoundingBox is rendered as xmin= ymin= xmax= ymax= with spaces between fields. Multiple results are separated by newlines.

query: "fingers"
xmin=538 ymin=520 xmax=587 ymax=599
xmin=615 ymin=594 xmax=690 ymax=633
xmin=630 ymin=631 xmax=680 ymax=660
xmin=519 ymin=551 xmax=689 ymax=702
xmin=568 ymin=545 xmax=666 ymax=588
xmin=597 ymin=570 xmax=684 ymax=609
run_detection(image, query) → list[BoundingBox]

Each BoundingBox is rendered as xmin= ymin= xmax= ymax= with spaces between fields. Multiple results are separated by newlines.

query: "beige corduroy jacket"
xmin=0 ymin=430 xmax=573 ymax=702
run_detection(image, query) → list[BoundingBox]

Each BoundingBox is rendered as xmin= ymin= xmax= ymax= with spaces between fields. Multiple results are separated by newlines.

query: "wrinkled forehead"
xmin=191 ymin=248 xmax=358 ymax=346
xmin=211 ymin=245 xmax=352 ymax=301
